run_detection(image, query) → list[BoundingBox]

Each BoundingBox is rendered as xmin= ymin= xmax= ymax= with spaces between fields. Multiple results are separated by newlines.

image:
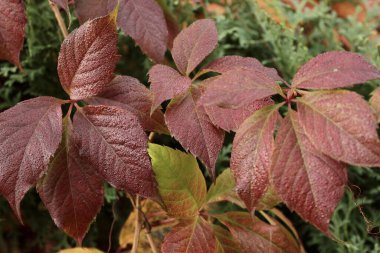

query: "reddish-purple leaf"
xmin=73 ymin=105 xmax=157 ymax=199
xmin=172 ymin=19 xmax=218 ymax=76
xmin=203 ymin=56 xmax=283 ymax=82
xmin=297 ymin=90 xmax=380 ymax=166
xmin=213 ymin=225 xmax=243 ymax=253
xmin=231 ymin=104 xmax=281 ymax=211
xmin=57 ymin=14 xmax=119 ymax=100
xmin=37 ymin=116 xmax=103 ymax=245
xmin=117 ymin=0 xmax=168 ymax=63
xmin=74 ymin=0 xmax=113 ymax=24
xmin=0 ymin=0 xmax=26 ymax=68
xmin=148 ymin=64 xmax=192 ymax=113
xmin=86 ymin=75 xmax=168 ymax=134
xmin=200 ymin=68 xmax=279 ymax=108
xmin=161 ymin=217 xmax=216 ymax=253
xmin=271 ymin=111 xmax=347 ymax=234
xmin=292 ymin=51 xmax=380 ymax=89
xmin=164 ymin=12 xmax=180 ymax=50
xmin=216 ymin=212 xmax=300 ymax=253
xmin=370 ymin=87 xmax=380 ymax=123
xmin=165 ymin=87 xmax=225 ymax=179
xmin=0 ymin=97 xmax=63 ymax=220
xmin=52 ymin=0 xmax=69 ymax=11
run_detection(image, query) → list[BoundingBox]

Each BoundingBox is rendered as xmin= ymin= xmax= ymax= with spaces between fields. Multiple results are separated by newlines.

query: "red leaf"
xmin=231 ymin=104 xmax=281 ymax=211
xmin=161 ymin=217 xmax=216 ymax=253
xmin=0 ymin=97 xmax=63 ymax=219
xmin=292 ymin=51 xmax=380 ymax=89
xmin=172 ymin=19 xmax=218 ymax=76
xmin=200 ymin=68 xmax=279 ymax=108
xmin=73 ymin=105 xmax=157 ymax=198
xmin=117 ymin=0 xmax=168 ymax=63
xmin=52 ymin=0 xmax=69 ymax=11
xmin=213 ymin=225 xmax=243 ymax=253
xmin=74 ymin=0 xmax=112 ymax=24
xmin=86 ymin=75 xmax=168 ymax=134
xmin=297 ymin=90 xmax=380 ymax=166
xmin=165 ymin=87 xmax=225 ymax=179
xmin=148 ymin=64 xmax=192 ymax=113
xmin=271 ymin=111 xmax=347 ymax=234
xmin=37 ymin=116 xmax=103 ymax=245
xmin=57 ymin=14 xmax=119 ymax=100
xmin=370 ymin=87 xmax=380 ymax=123
xmin=0 ymin=0 xmax=26 ymax=69
xmin=216 ymin=212 xmax=300 ymax=253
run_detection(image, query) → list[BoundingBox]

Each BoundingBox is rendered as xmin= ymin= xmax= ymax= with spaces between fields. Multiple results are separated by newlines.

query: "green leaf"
xmin=206 ymin=168 xmax=235 ymax=204
xmin=148 ymin=144 xmax=207 ymax=218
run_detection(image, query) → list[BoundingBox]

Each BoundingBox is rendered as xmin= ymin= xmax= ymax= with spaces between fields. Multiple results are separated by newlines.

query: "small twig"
xmin=145 ymin=229 xmax=159 ymax=253
xmin=148 ymin=132 xmax=155 ymax=142
xmin=131 ymin=195 xmax=141 ymax=253
xmin=48 ymin=0 xmax=69 ymax=38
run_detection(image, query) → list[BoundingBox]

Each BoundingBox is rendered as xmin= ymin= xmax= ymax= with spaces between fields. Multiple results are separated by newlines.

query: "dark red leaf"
xmin=74 ymin=0 xmax=112 ymax=24
xmin=297 ymin=90 xmax=380 ymax=166
xmin=148 ymin=64 xmax=192 ymax=113
xmin=271 ymin=111 xmax=347 ymax=234
xmin=37 ymin=116 xmax=103 ymax=245
xmin=0 ymin=97 xmax=63 ymax=220
xmin=165 ymin=87 xmax=225 ymax=179
xmin=0 ymin=0 xmax=26 ymax=68
xmin=172 ymin=19 xmax=218 ymax=76
xmin=213 ymin=225 xmax=243 ymax=253
xmin=86 ymin=75 xmax=168 ymax=134
xmin=57 ymin=14 xmax=119 ymax=100
xmin=162 ymin=217 xmax=216 ymax=253
xmin=292 ymin=51 xmax=380 ymax=89
xmin=73 ymin=105 xmax=157 ymax=198
xmin=231 ymin=104 xmax=281 ymax=211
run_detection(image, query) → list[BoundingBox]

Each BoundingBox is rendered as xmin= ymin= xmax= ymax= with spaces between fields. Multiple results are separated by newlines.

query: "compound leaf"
xmin=271 ymin=111 xmax=347 ymax=234
xmin=148 ymin=144 xmax=206 ymax=218
xmin=148 ymin=64 xmax=192 ymax=113
xmin=73 ymin=105 xmax=157 ymax=198
xmin=292 ymin=51 xmax=380 ymax=89
xmin=231 ymin=104 xmax=281 ymax=211
xmin=161 ymin=217 xmax=216 ymax=253
xmin=0 ymin=97 xmax=63 ymax=220
xmin=57 ymin=14 xmax=119 ymax=100
xmin=37 ymin=116 xmax=104 ymax=245
xmin=297 ymin=90 xmax=380 ymax=166
xmin=370 ymin=87 xmax=380 ymax=123
xmin=86 ymin=75 xmax=167 ymax=134
xmin=172 ymin=19 xmax=218 ymax=76
xmin=0 ymin=0 xmax=26 ymax=69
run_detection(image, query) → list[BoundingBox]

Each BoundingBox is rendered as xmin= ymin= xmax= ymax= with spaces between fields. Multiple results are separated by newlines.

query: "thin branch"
xmin=48 ymin=0 xmax=69 ymax=38
xmin=131 ymin=195 xmax=141 ymax=253
xmin=145 ymin=229 xmax=159 ymax=253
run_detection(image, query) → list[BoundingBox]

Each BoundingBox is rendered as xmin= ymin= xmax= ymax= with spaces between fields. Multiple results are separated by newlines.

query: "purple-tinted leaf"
xmin=57 ymin=14 xmax=119 ymax=100
xmin=74 ymin=0 xmax=113 ymax=24
xmin=165 ymin=87 xmax=225 ymax=179
xmin=0 ymin=0 xmax=27 ymax=69
xmin=370 ymin=87 xmax=380 ymax=123
xmin=297 ymin=90 xmax=380 ymax=166
xmin=172 ymin=19 xmax=218 ymax=76
xmin=86 ymin=75 xmax=168 ymax=134
xmin=213 ymin=225 xmax=243 ymax=253
xmin=148 ymin=64 xmax=192 ymax=113
xmin=73 ymin=105 xmax=157 ymax=199
xmin=292 ymin=51 xmax=380 ymax=89
xmin=0 ymin=97 xmax=63 ymax=220
xmin=271 ymin=111 xmax=347 ymax=234
xmin=162 ymin=217 xmax=216 ymax=253
xmin=37 ymin=116 xmax=103 ymax=245
xmin=52 ymin=0 xmax=69 ymax=11
xmin=231 ymin=104 xmax=281 ymax=211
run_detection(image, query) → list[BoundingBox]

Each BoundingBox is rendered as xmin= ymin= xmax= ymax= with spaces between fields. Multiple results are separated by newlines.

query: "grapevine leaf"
xmin=148 ymin=64 xmax=192 ymax=113
xmin=213 ymin=225 xmax=243 ymax=253
xmin=216 ymin=212 xmax=300 ymax=253
xmin=148 ymin=144 xmax=207 ymax=218
xmin=165 ymin=87 xmax=225 ymax=179
xmin=231 ymin=104 xmax=281 ymax=211
xmin=0 ymin=0 xmax=26 ymax=68
xmin=86 ymin=75 xmax=168 ymax=134
xmin=161 ymin=217 xmax=216 ymax=253
xmin=297 ymin=90 xmax=380 ymax=166
xmin=206 ymin=168 xmax=235 ymax=204
xmin=58 ymin=249 xmax=104 ymax=253
xmin=0 ymin=97 xmax=63 ymax=220
xmin=200 ymin=68 xmax=279 ymax=108
xmin=37 ymin=116 xmax=103 ymax=245
xmin=57 ymin=14 xmax=119 ymax=100
xmin=370 ymin=87 xmax=380 ymax=123
xmin=73 ymin=105 xmax=157 ymax=198
xmin=271 ymin=111 xmax=347 ymax=234
xmin=292 ymin=51 xmax=380 ymax=89
xmin=172 ymin=19 xmax=218 ymax=76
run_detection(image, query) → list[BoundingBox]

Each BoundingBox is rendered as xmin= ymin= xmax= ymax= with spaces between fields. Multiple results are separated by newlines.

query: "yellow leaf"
xmin=57 ymin=248 xmax=104 ymax=253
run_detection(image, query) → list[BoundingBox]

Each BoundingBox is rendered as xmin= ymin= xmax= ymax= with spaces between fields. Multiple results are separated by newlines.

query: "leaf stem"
xmin=48 ymin=0 xmax=69 ymax=38
xmin=131 ymin=195 xmax=141 ymax=253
